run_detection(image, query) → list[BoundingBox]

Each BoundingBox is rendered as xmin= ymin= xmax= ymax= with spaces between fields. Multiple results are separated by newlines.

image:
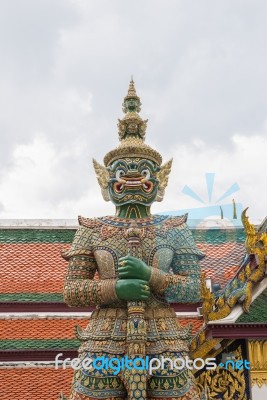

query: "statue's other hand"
xmin=118 ymin=256 xmax=151 ymax=281
xmin=115 ymin=279 xmax=150 ymax=301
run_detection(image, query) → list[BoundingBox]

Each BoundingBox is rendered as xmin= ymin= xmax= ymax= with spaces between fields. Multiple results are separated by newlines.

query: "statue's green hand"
xmin=118 ymin=256 xmax=151 ymax=281
xmin=115 ymin=279 xmax=150 ymax=301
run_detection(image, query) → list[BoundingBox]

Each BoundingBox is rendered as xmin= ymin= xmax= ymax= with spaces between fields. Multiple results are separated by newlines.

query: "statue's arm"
xmin=63 ymin=254 xmax=118 ymax=307
xmin=149 ymin=254 xmax=201 ymax=303
xmin=62 ymin=226 xmax=118 ymax=307
xmin=149 ymin=223 xmax=204 ymax=303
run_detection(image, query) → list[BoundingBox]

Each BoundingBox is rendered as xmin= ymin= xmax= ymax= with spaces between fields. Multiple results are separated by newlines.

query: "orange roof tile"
xmin=0 ymin=319 xmax=88 ymax=340
xmin=178 ymin=318 xmax=204 ymax=334
xmin=0 ymin=368 xmax=73 ymax=400
xmin=0 ymin=243 xmax=70 ymax=293
xmin=197 ymin=242 xmax=245 ymax=288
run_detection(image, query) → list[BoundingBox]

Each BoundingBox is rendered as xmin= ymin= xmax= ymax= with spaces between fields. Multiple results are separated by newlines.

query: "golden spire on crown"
xmin=103 ymin=78 xmax=162 ymax=166
xmin=122 ymin=77 xmax=141 ymax=114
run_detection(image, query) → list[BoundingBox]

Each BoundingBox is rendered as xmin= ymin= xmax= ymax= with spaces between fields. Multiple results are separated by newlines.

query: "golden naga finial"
xmin=200 ymin=273 xmax=215 ymax=323
xmin=241 ymin=207 xmax=267 ymax=267
xmin=241 ymin=207 xmax=257 ymax=253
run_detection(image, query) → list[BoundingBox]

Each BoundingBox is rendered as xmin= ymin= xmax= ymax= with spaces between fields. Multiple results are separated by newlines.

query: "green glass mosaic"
xmin=191 ymin=228 xmax=246 ymax=244
xmin=0 ymin=339 xmax=80 ymax=350
xmin=0 ymin=293 xmax=64 ymax=302
xmin=237 ymin=288 xmax=267 ymax=323
xmin=0 ymin=229 xmax=76 ymax=244
xmin=0 ymin=227 xmax=246 ymax=245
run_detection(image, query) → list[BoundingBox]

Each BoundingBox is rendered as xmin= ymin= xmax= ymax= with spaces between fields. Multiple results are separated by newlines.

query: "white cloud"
xmin=0 ymin=134 xmax=110 ymax=218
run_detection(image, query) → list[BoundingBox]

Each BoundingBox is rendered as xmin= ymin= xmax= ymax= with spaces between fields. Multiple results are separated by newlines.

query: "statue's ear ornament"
xmin=92 ymin=158 xmax=111 ymax=202
xmin=155 ymin=159 xmax=173 ymax=202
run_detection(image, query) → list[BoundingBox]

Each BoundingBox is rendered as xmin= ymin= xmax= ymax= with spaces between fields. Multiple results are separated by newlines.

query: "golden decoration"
xmin=92 ymin=158 xmax=109 ymax=188
xmin=155 ymin=159 xmax=173 ymax=202
xmin=242 ymin=207 xmax=257 ymax=253
xmin=191 ymin=337 xmax=221 ymax=360
xmin=103 ymin=137 xmax=162 ymax=167
xmin=92 ymin=158 xmax=110 ymax=201
xmin=118 ymin=113 xmax=147 ymax=141
xmin=124 ymin=78 xmax=140 ymax=102
xmin=196 ymin=345 xmax=248 ymax=399
xmin=200 ymin=208 xmax=267 ymax=323
xmin=199 ymin=272 xmax=215 ymax=323
xmin=119 ymin=260 xmax=127 ymax=267
xmin=248 ymin=340 xmax=267 ymax=387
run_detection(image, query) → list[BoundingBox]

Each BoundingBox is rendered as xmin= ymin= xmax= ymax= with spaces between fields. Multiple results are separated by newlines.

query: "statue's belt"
xmin=91 ymin=307 xmax=177 ymax=319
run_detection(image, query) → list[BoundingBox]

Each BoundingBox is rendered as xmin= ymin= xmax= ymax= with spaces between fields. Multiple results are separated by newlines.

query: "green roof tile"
xmin=192 ymin=228 xmax=246 ymax=244
xmin=0 ymin=339 xmax=80 ymax=350
xmin=0 ymin=229 xmax=76 ymax=244
xmin=0 ymin=227 xmax=246 ymax=245
xmin=0 ymin=293 xmax=63 ymax=302
xmin=237 ymin=288 xmax=267 ymax=323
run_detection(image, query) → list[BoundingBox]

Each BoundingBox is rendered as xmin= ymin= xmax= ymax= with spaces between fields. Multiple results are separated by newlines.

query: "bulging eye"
xmin=141 ymin=169 xmax=150 ymax=180
xmin=115 ymin=169 xmax=126 ymax=181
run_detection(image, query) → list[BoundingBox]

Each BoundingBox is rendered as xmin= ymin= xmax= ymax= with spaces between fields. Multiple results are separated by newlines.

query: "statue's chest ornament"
xmin=97 ymin=215 xmax=171 ymax=243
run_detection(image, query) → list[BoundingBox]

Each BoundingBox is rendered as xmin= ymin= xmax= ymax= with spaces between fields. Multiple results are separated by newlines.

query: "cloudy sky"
xmin=0 ymin=0 xmax=266 ymax=222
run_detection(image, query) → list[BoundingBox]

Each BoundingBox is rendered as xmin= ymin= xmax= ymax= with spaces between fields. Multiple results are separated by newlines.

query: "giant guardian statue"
xmin=62 ymin=80 xmax=204 ymax=400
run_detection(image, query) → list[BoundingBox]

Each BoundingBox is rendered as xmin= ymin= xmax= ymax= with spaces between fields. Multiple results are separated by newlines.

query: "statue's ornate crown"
xmin=103 ymin=79 xmax=162 ymax=166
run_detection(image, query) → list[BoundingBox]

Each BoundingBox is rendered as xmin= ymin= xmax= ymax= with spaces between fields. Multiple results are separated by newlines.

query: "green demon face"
xmin=125 ymin=98 xmax=136 ymax=111
xmin=108 ymin=158 xmax=160 ymax=206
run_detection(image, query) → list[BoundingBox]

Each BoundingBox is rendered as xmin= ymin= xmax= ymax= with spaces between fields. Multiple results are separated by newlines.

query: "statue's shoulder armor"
xmin=163 ymin=214 xmax=188 ymax=229
xmin=162 ymin=214 xmax=205 ymax=259
xmin=62 ymin=216 xmax=100 ymax=260
xmin=78 ymin=215 xmax=102 ymax=229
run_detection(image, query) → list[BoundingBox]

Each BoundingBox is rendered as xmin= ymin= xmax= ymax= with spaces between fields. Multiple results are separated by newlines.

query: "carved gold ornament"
xmin=155 ymin=159 xmax=173 ymax=202
xmin=248 ymin=340 xmax=267 ymax=387
xmin=92 ymin=158 xmax=110 ymax=201
xmin=196 ymin=345 xmax=248 ymax=399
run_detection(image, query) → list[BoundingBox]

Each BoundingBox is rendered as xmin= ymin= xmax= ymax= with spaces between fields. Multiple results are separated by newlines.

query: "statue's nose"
xmin=127 ymin=171 xmax=140 ymax=178
xmin=127 ymin=163 xmax=139 ymax=176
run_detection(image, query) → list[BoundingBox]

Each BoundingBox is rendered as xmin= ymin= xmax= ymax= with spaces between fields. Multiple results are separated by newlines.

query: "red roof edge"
xmin=207 ymin=323 xmax=267 ymax=339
